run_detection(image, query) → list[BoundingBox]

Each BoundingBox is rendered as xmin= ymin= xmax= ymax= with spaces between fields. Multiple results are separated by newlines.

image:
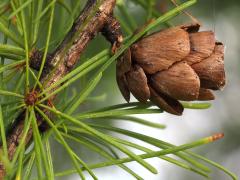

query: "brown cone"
xmin=151 ymin=61 xmax=200 ymax=101
xmin=180 ymin=23 xmax=200 ymax=33
xmin=198 ymin=89 xmax=215 ymax=101
xmin=126 ymin=65 xmax=150 ymax=102
xmin=116 ymin=24 xmax=225 ymax=115
xmin=131 ymin=26 xmax=190 ymax=74
xmin=184 ymin=31 xmax=216 ymax=65
xmin=192 ymin=42 xmax=225 ymax=90
xmin=116 ymin=48 xmax=132 ymax=75
xmin=116 ymin=48 xmax=132 ymax=102
xmin=149 ymin=86 xmax=183 ymax=115
xmin=116 ymin=73 xmax=130 ymax=102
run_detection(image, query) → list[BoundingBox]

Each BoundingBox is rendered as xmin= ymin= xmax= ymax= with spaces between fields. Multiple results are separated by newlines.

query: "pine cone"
xmin=116 ymin=23 xmax=225 ymax=115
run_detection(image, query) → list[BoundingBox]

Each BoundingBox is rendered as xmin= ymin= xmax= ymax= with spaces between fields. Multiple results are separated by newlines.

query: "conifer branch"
xmin=0 ymin=0 xmax=122 ymax=178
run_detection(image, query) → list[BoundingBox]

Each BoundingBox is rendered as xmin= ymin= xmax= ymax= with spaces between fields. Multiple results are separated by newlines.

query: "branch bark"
xmin=0 ymin=0 xmax=122 ymax=178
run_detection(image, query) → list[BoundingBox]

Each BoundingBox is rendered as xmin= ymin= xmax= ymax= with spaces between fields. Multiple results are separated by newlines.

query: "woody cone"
xmin=116 ymin=23 xmax=225 ymax=115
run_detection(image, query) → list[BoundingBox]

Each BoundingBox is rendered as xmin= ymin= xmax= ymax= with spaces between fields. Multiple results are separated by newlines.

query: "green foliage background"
xmin=0 ymin=0 xmax=239 ymax=179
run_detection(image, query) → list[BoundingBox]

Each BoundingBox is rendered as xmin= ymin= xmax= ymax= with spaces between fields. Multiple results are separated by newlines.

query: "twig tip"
xmin=209 ymin=133 xmax=224 ymax=142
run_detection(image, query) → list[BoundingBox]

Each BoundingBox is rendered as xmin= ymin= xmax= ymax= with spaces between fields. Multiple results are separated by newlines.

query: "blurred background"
xmin=41 ymin=0 xmax=240 ymax=179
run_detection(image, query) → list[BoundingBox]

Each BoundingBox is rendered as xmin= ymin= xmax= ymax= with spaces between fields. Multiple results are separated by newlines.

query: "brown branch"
xmin=0 ymin=0 xmax=123 ymax=178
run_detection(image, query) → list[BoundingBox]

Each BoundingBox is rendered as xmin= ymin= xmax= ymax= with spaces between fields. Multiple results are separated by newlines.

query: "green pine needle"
xmin=0 ymin=0 xmax=236 ymax=179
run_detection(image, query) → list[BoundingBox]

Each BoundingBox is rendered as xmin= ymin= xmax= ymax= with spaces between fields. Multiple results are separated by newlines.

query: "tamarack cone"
xmin=116 ymin=23 xmax=225 ymax=115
